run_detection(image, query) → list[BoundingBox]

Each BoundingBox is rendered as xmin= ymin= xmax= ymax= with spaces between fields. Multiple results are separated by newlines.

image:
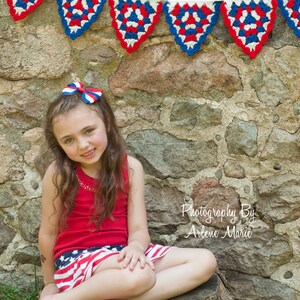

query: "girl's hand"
xmin=117 ymin=243 xmax=155 ymax=271
xmin=39 ymin=283 xmax=59 ymax=300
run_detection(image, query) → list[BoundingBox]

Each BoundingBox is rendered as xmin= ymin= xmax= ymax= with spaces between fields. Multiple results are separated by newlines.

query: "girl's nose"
xmin=78 ymin=138 xmax=89 ymax=149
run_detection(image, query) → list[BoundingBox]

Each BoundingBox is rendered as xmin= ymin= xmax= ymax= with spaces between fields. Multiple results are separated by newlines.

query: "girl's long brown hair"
xmin=45 ymin=92 xmax=127 ymax=228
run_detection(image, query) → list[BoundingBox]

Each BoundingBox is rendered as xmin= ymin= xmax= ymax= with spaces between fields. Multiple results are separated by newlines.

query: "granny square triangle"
xmin=7 ymin=0 xmax=43 ymax=21
xmin=57 ymin=0 xmax=107 ymax=40
xmin=221 ymin=0 xmax=277 ymax=58
xmin=109 ymin=0 xmax=163 ymax=52
xmin=163 ymin=0 xmax=221 ymax=56
xmin=278 ymin=0 xmax=300 ymax=37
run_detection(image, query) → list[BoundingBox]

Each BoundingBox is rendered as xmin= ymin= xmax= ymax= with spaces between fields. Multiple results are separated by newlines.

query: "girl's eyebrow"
xmin=81 ymin=124 xmax=96 ymax=131
xmin=82 ymin=124 xmax=95 ymax=129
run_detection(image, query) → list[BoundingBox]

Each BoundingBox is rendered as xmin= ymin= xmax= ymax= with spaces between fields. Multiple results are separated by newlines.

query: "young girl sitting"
xmin=38 ymin=82 xmax=217 ymax=300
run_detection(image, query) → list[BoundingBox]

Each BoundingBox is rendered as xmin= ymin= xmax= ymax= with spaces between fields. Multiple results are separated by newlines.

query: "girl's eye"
xmin=85 ymin=128 xmax=94 ymax=135
xmin=64 ymin=138 xmax=73 ymax=145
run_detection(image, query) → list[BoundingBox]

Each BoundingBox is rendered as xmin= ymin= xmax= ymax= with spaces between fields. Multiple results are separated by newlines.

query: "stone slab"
xmin=171 ymin=274 xmax=220 ymax=300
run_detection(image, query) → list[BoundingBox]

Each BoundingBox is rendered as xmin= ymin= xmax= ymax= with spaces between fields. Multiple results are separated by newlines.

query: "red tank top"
xmin=53 ymin=156 xmax=129 ymax=259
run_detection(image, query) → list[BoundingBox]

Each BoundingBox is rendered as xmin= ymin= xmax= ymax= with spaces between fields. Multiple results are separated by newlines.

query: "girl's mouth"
xmin=82 ymin=149 xmax=95 ymax=159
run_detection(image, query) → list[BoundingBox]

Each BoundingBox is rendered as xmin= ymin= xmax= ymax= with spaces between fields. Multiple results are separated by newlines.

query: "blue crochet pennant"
xmin=163 ymin=1 xmax=220 ymax=56
xmin=57 ymin=0 xmax=107 ymax=40
xmin=278 ymin=0 xmax=300 ymax=37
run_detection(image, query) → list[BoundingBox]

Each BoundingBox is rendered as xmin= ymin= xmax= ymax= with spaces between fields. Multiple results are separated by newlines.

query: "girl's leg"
xmin=131 ymin=247 xmax=217 ymax=300
xmin=44 ymin=255 xmax=156 ymax=300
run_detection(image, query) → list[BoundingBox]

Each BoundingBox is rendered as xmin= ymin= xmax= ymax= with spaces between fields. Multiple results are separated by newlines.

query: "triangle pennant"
xmin=57 ymin=0 xmax=107 ymax=40
xmin=221 ymin=0 xmax=277 ymax=58
xmin=109 ymin=0 xmax=163 ymax=52
xmin=278 ymin=0 xmax=300 ymax=37
xmin=163 ymin=0 xmax=220 ymax=56
xmin=7 ymin=0 xmax=43 ymax=21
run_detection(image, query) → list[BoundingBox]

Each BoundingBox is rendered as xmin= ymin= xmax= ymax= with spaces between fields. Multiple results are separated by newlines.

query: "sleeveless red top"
xmin=53 ymin=157 xmax=129 ymax=259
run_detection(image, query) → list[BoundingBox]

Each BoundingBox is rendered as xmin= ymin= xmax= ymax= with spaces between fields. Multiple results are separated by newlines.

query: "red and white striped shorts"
xmin=54 ymin=244 xmax=173 ymax=292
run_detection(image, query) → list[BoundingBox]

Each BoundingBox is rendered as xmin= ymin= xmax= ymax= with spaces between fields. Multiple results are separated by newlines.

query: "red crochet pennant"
xmin=109 ymin=0 xmax=163 ymax=52
xmin=221 ymin=0 xmax=277 ymax=58
xmin=7 ymin=0 xmax=43 ymax=21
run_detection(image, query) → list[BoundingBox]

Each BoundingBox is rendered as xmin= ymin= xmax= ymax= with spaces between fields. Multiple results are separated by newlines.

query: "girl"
xmin=39 ymin=82 xmax=217 ymax=300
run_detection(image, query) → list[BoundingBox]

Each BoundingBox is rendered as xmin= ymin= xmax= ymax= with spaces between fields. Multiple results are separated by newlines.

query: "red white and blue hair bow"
xmin=62 ymin=82 xmax=103 ymax=104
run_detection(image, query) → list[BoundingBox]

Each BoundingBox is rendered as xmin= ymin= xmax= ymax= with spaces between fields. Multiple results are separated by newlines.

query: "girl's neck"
xmin=80 ymin=163 xmax=101 ymax=179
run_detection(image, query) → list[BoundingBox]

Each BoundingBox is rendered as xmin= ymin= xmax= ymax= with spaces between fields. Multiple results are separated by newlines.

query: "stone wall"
xmin=0 ymin=1 xmax=300 ymax=299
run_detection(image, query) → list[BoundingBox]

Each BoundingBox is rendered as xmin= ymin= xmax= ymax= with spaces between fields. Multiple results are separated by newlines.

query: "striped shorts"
xmin=54 ymin=244 xmax=173 ymax=292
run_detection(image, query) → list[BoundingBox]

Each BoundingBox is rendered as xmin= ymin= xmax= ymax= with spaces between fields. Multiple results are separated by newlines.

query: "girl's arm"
xmin=118 ymin=156 xmax=153 ymax=270
xmin=38 ymin=162 xmax=62 ymax=297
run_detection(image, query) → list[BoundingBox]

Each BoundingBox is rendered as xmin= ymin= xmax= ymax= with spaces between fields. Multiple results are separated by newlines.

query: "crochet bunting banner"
xmin=163 ymin=0 xmax=220 ymax=56
xmin=221 ymin=0 xmax=277 ymax=59
xmin=7 ymin=0 xmax=43 ymax=21
xmin=278 ymin=0 xmax=300 ymax=37
xmin=5 ymin=0 xmax=300 ymax=58
xmin=57 ymin=0 xmax=107 ymax=40
xmin=109 ymin=0 xmax=162 ymax=52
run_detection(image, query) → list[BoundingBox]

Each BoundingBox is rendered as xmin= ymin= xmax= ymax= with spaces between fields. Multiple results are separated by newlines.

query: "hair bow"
xmin=62 ymin=82 xmax=103 ymax=104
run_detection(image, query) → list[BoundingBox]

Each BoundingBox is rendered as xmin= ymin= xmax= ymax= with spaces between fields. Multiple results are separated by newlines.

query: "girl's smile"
xmin=53 ymin=104 xmax=108 ymax=175
xmin=81 ymin=148 xmax=96 ymax=159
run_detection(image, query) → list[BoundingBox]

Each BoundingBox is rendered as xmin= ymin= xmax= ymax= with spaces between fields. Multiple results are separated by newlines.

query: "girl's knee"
xmin=195 ymin=249 xmax=217 ymax=280
xmin=183 ymin=248 xmax=217 ymax=282
xmin=125 ymin=265 xmax=156 ymax=296
xmin=205 ymin=249 xmax=217 ymax=273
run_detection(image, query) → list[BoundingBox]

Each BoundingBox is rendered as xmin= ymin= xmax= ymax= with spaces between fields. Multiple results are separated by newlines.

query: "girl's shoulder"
xmin=43 ymin=160 xmax=72 ymax=183
xmin=127 ymin=155 xmax=144 ymax=183
xmin=127 ymin=155 xmax=143 ymax=172
xmin=43 ymin=160 xmax=58 ymax=179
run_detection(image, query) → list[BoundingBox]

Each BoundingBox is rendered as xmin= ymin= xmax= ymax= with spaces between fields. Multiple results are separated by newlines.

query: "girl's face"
xmin=53 ymin=104 xmax=108 ymax=175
